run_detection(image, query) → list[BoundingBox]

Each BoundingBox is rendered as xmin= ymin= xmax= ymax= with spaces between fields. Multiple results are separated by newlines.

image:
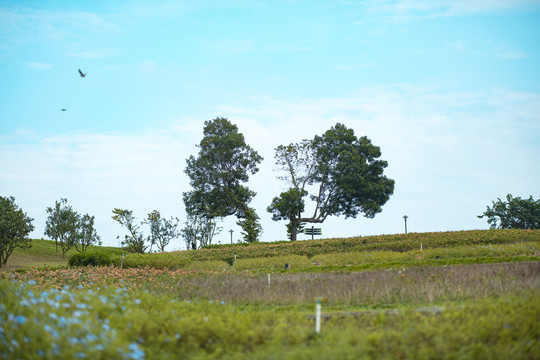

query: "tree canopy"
xmin=0 ymin=196 xmax=34 ymax=267
xmin=478 ymin=194 xmax=539 ymax=229
xmin=45 ymin=199 xmax=81 ymax=257
xmin=267 ymin=123 xmax=395 ymax=240
xmin=183 ymin=117 xmax=263 ymax=242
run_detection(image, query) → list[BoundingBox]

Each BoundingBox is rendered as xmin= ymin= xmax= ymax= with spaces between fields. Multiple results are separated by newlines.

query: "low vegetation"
xmin=1 ymin=229 xmax=539 ymax=359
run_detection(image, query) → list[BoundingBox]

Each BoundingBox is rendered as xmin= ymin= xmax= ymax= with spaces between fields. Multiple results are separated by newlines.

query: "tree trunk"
xmin=289 ymin=220 xmax=299 ymax=241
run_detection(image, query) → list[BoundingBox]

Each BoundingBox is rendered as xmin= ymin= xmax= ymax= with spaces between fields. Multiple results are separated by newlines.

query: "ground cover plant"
xmin=188 ymin=229 xmax=540 ymax=263
xmin=1 ymin=229 xmax=539 ymax=359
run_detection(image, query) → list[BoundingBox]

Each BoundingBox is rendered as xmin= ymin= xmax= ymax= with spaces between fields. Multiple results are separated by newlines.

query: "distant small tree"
xmin=0 ymin=196 xmax=34 ymax=268
xmin=180 ymin=213 xmax=220 ymax=249
xmin=236 ymin=206 xmax=262 ymax=243
xmin=112 ymin=208 xmax=148 ymax=253
xmin=145 ymin=210 xmax=180 ymax=252
xmin=76 ymin=214 xmax=101 ymax=253
xmin=478 ymin=194 xmax=540 ymax=229
xmin=45 ymin=199 xmax=80 ymax=257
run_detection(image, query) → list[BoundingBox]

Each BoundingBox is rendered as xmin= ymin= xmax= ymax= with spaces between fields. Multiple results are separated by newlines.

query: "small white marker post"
xmin=267 ymin=273 xmax=271 ymax=288
xmin=121 ymin=253 xmax=124 ymax=269
xmin=315 ymin=296 xmax=322 ymax=334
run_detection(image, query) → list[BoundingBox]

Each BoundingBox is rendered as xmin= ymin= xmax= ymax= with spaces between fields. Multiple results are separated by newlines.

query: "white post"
xmin=267 ymin=273 xmax=271 ymax=288
xmin=420 ymin=242 xmax=423 ymax=252
xmin=315 ymin=297 xmax=322 ymax=333
xmin=121 ymin=253 xmax=124 ymax=269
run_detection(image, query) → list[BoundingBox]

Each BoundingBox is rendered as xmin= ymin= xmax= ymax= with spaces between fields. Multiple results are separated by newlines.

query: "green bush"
xmin=68 ymin=251 xmax=112 ymax=267
xmin=233 ymin=254 xmax=312 ymax=271
xmin=110 ymin=252 xmax=192 ymax=269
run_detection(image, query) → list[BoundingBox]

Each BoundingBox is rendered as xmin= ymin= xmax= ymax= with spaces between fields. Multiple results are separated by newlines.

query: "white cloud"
xmin=363 ymin=0 xmax=540 ymax=22
xmin=26 ymin=62 xmax=53 ymax=70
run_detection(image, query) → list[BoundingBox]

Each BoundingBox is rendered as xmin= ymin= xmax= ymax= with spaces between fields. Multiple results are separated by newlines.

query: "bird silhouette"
xmin=61 ymin=108 xmax=67 ymax=111
xmin=78 ymin=69 xmax=87 ymax=77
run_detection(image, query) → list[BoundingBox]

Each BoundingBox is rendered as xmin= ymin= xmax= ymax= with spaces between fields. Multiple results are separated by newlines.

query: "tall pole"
xmin=403 ymin=215 xmax=408 ymax=234
xmin=229 ymin=229 xmax=234 ymax=244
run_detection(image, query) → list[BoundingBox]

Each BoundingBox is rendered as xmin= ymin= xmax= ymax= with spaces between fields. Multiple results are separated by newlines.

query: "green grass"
xmin=2 ymin=239 xmax=122 ymax=271
xmin=1 ymin=230 xmax=539 ymax=359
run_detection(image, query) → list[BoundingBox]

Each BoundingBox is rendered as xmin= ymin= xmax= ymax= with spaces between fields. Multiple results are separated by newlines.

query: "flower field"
xmin=1 ymin=229 xmax=539 ymax=359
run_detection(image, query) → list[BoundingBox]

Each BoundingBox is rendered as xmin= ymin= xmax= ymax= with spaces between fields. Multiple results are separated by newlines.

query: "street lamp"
xmin=229 ymin=229 xmax=234 ymax=244
xmin=403 ymin=215 xmax=408 ymax=234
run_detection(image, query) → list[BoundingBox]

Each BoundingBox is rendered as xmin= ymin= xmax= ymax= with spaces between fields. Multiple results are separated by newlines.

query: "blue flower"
xmin=134 ymin=299 xmax=141 ymax=305
xmin=75 ymin=352 xmax=86 ymax=358
xmin=28 ymin=280 xmax=36 ymax=285
xmin=14 ymin=315 xmax=27 ymax=325
xmin=128 ymin=343 xmax=145 ymax=360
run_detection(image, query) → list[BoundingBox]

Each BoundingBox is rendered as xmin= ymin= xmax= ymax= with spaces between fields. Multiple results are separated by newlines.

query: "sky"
xmin=1 ymin=0 xmax=539 ymax=250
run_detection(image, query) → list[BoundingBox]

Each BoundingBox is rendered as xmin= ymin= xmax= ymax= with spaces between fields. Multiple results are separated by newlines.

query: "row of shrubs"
xmin=69 ymin=240 xmax=539 ymax=271
xmin=189 ymin=229 xmax=540 ymax=263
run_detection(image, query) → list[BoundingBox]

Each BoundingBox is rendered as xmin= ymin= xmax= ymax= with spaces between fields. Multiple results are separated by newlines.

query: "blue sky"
xmin=1 ymin=0 xmax=539 ymax=249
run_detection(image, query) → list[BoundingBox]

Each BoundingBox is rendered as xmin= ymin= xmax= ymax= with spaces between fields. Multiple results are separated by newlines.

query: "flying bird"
xmin=78 ymin=69 xmax=87 ymax=77
xmin=61 ymin=108 xmax=66 ymax=111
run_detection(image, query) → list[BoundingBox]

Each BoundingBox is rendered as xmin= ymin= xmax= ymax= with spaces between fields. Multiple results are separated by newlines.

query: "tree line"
xmin=2 ymin=117 xmax=539 ymax=265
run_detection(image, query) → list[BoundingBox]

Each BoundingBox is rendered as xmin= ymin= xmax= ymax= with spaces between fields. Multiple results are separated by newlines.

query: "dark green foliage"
xmin=268 ymin=123 xmax=394 ymax=240
xmin=0 ymin=196 xmax=34 ymax=267
xmin=478 ymin=194 xmax=540 ymax=229
xmin=69 ymin=251 xmax=112 ymax=267
xmin=183 ymin=117 xmax=263 ymax=241
xmin=236 ymin=206 xmax=262 ymax=243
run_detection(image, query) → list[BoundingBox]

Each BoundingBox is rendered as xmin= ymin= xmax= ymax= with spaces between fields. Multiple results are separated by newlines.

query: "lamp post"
xmin=229 ymin=229 xmax=234 ymax=244
xmin=403 ymin=215 xmax=408 ymax=234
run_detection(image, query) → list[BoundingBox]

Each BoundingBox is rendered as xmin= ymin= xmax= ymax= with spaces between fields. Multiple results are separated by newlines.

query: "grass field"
xmin=1 ymin=229 xmax=539 ymax=359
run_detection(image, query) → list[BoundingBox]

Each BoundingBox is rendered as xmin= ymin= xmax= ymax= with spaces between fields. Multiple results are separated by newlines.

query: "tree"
xmin=45 ymin=199 xmax=81 ymax=257
xmin=236 ymin=206 xmax=262 ymax=243
xmin=112 ymin=208 xmax=148 ymax=253
xmin=478 ymin=194 xmax=540 ymax=229
xmin=183 ymin=117 xmax=263 ymax=239
xmin=267 ymin=123 xmax=395 ymax=241
xmin=0 ymin=196 xmax=34 ymax=268
xmin=180 ymin=213 xmax=220 ymax=249
xmin=145 ymin=210 xmax=180 ymax=252
xmin=76 ymin=214 xmax=102 ymax=253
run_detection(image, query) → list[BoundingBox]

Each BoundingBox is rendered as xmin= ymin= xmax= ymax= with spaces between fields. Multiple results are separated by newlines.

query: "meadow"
xmin=1 ymin=229 xmax=539 ymax=359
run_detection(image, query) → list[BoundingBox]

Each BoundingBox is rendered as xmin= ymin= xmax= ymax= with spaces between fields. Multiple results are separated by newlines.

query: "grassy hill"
xmin=1 ymin=239 xmax=122 ymax=271
xmin=3 ymin=229 xmax=539 ymax=272
xmin=2 ymin=229 xmax=539 ymax=359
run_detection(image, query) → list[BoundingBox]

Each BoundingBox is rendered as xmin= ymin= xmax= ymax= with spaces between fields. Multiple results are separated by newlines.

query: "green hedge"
xmin=68 ymin=251 xmax=113 ymax=267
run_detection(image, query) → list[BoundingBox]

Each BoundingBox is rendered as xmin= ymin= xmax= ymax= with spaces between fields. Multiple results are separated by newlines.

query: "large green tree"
xmin=0 ymin=196 xmax=34 ymax=267
xmin=183 ymin=117 xmax=263 ymax=242
xmin=478 ymin=194 xmax=539 ymax=229
xmin=267 ymin=123 xmax=395 ymax=241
